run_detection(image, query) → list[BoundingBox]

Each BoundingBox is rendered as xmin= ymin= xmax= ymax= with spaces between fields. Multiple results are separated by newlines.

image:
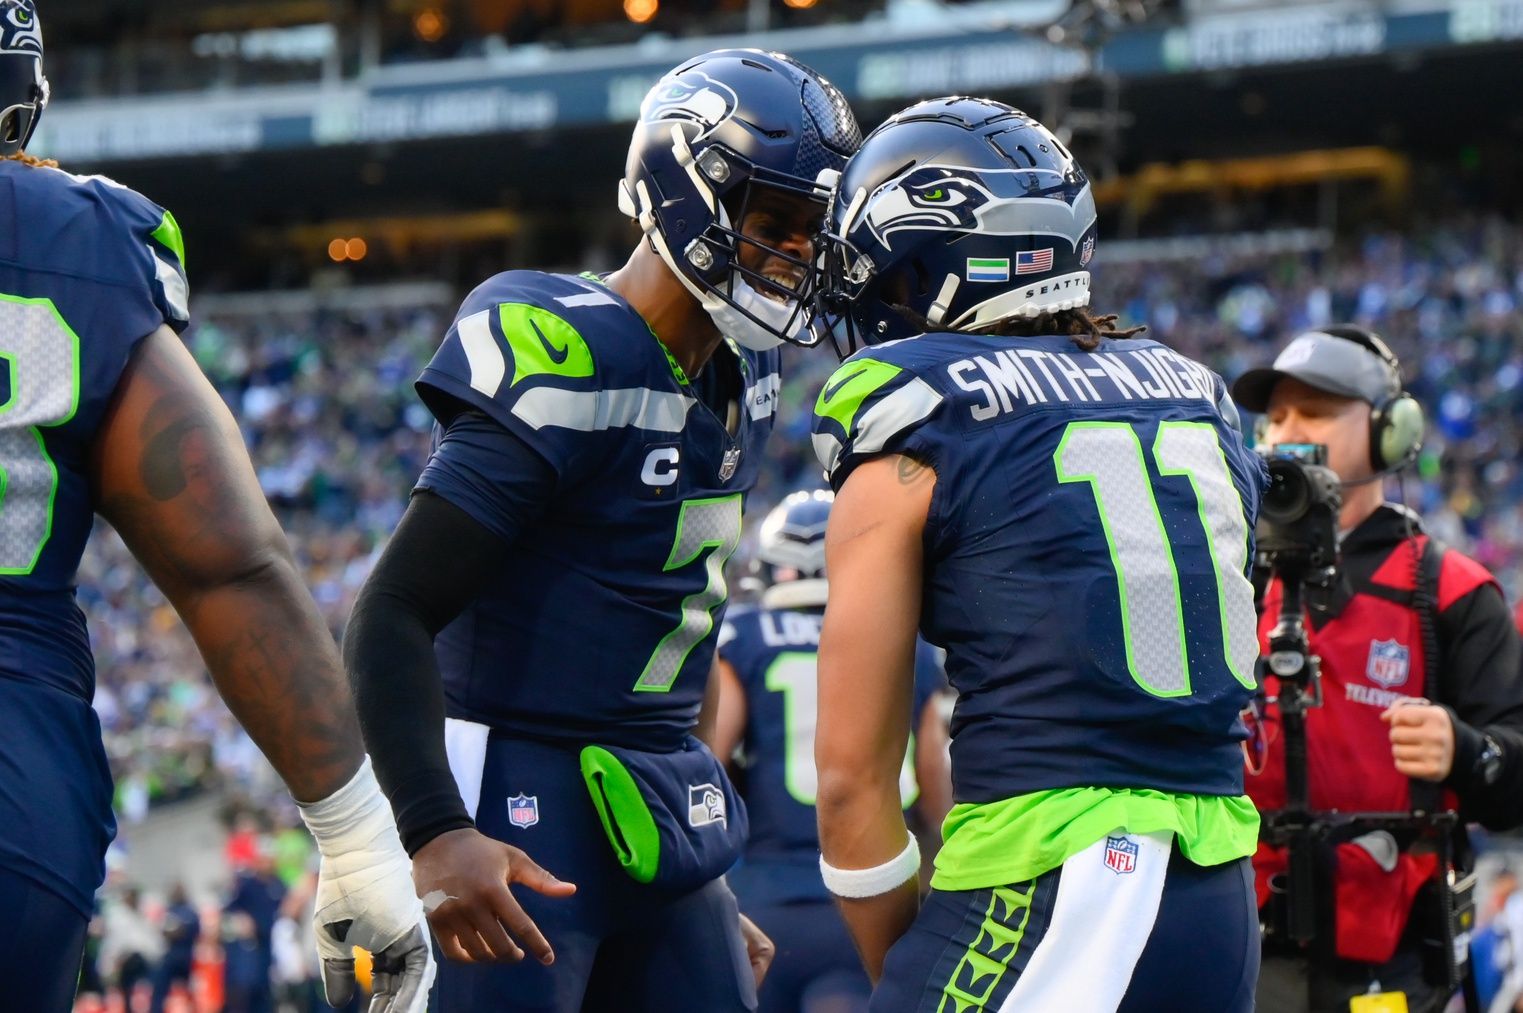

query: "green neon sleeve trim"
xmin=152 ymin=210 xmax=187 ymax=269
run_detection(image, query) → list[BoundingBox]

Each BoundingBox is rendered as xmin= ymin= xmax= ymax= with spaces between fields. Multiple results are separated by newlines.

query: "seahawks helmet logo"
xmin=642 ymin=72 xmax=737 ymax=138
xmin=862 ymin=168 xmax=993 ymax=250
xmin=0 ymin=1 xmax=42 ymax=56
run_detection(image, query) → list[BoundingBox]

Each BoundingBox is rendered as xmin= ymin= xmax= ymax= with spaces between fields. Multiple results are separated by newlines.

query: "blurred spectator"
xmin=98 ymin=886 xmax=163 ymax=1005
xmin=223 ymin=848 xmax=288 ymax=1013
xmin=149 ymin=883 xmax=200 ymax=1013
xmin=222 ymin=912 xmax=265 ymax=1013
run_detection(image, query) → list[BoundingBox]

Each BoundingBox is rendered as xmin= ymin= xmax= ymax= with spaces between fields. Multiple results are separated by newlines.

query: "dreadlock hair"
xmin=887 ymin=303 xmax=1146 ymax=351
xmin=2 ymin=151 xmax=58 ymax=168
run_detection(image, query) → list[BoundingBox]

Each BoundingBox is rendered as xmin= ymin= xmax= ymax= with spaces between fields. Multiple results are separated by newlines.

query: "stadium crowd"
xmin=80 ymin=212 xmax=1522 ymax=1009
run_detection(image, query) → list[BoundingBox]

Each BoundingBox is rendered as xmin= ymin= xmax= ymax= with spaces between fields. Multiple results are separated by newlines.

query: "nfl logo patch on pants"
xmin=507 ymin=793 xmax=539 ymax=829
xmin=1104 ymin=835 xmax=1139 ymax=874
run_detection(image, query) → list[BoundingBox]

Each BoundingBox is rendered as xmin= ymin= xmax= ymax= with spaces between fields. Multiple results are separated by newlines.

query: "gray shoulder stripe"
xmin=557 ymin=291 xmax=619 ymax=308
xmin=457 ymin=309 xmax=505 ymax=397
xmin=512 ymin=386 xmax=694 ymax=433
xmin=150 ymin=247 xmax=189 ymax=322
xmin=813 ymin=431 xmax=844 ymax=477
xmin=853 ymin=377 xmax=944 ymax=456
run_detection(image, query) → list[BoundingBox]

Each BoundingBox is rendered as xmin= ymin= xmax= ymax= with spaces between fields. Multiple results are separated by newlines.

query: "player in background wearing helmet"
xmin=0 ymin=3 xmax=431 ymax=1009
xmin=808 ymin=97 xmax=1266 ymax=1011
xmin=344 ymin=49 xmax=861 ymax=1011
xmin=710 ymin=489 xmax=952 ymax=1013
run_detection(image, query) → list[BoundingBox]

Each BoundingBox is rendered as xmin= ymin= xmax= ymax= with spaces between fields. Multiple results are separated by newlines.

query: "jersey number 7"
xmin=633 ymin=494 xmax=743 ymax=693
xmin=1055 ymin=420 xmax=1259 ymax=699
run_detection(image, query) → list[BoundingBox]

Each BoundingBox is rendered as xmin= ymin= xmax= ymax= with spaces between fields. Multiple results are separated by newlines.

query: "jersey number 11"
xmin=1055 ymin=420 xmax=1259 ymax=699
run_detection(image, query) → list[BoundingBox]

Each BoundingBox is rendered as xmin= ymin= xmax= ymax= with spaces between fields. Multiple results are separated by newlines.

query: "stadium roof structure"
xmin=31 ymin=0 xmax=1523 ymax=165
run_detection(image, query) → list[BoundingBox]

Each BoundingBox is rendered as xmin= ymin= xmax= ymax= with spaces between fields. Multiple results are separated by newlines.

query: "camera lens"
xmin=1262 ymin=460 xmax=1310 ymax=525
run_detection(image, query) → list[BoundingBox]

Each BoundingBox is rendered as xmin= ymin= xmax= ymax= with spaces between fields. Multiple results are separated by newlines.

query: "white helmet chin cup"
xmin=625 ymin=177 xmax=800 ymax=352
xmin=708 ymin=277 xmax=801 ymax=351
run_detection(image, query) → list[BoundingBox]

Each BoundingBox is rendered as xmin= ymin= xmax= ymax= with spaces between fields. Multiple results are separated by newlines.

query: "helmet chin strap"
xmin=619 ymin=179 xmax=803 ymax=353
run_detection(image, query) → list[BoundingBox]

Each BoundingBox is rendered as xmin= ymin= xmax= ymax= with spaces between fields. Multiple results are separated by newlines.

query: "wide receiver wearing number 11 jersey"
xmin=809 ymin=98 xmax=1267 ymax=1012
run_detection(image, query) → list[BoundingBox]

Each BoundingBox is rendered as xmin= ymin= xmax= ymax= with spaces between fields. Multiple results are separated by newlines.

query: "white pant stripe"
xmin=443 ymin=717 xmax=491 ymax=820
xmin=997 ymin=830 xmax=1174 ymax=1012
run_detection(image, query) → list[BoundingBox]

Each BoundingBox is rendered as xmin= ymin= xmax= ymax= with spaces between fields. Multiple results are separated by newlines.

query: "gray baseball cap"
xmin=1230 ymin=330 xmax=1399 ymax=413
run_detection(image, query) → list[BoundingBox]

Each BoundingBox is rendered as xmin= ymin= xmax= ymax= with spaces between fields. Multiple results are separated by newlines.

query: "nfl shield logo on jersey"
xmin=1103 ymin=835 xmax=1139 ymax=875
xmin=1366 ymin=639 xmax=1411 ymax=688
xmin=507 ymin=793 xmax=540 ymax=829
xmin=687 ymin=783 xmax=727 ymax=828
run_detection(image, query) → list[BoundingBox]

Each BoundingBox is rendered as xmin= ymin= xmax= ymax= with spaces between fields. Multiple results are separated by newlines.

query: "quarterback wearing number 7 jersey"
xmin=343 ymin=49 xmax=861 ymax=1012
xmin=809 ymin=98 xmax=1267 ymax=1012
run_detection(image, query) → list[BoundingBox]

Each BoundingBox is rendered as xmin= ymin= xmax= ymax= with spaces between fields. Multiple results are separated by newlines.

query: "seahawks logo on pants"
xmin=687 ymin=783 xmax=727 ymax=828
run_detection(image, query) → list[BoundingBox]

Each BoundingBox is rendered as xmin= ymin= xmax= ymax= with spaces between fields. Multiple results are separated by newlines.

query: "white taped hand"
xmin=298 ymin=757 xmax=436 ymax=1012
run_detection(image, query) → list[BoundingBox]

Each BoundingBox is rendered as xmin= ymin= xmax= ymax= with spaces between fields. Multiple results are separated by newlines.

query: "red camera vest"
xmin=1247 ymin=534 xmax=1493 ymax=814
xmin=1246 ymin=533 xmax=1496 ymax=962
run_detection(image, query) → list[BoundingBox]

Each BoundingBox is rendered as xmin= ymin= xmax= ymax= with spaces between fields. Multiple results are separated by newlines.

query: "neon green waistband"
xmin=930 ymin=787 xmax=1260 ymax=892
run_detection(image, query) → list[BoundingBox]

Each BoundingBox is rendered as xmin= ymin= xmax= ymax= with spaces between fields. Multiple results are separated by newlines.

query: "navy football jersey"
xmin=416 ymin=271 xmax=780 ymax=751
xmin=0 ymin=160 xmax=190 ymax=914
xmin=719 ymin=605 xmax=943 ymax=902
xmin=812 ymin=332 xmax=1265 ymax=805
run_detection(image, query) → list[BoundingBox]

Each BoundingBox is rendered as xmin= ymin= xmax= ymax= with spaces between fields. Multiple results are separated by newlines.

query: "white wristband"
xmin=820 ymin=835 xmax=921 ymax=899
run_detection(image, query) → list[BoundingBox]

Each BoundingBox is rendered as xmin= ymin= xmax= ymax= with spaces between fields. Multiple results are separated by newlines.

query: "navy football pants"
xmin=0 ymin=868 xmax=89 ymax=1012
xmin=872 ymin=832 xmax=1258 ymax=1012
xmin=433 ymin=732 xmax=756 ymax=1012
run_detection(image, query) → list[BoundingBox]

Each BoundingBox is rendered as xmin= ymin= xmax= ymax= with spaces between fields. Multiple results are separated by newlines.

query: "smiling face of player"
xmin=732 ymin=187 xmax=822 ymax=305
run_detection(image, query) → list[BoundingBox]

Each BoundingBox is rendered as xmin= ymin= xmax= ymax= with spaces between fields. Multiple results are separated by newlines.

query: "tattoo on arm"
xmin=140 ymin=415 xmax=212 ymax=502
xmin=94 ymin=328 xmax=363 ymax=800
xmin=895 ymin=454 xmax=932 ymax=487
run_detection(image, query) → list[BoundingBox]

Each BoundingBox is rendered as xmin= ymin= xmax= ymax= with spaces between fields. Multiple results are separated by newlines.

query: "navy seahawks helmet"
xmin=816 ymin=97 xmax=1097 ymax=353
xmin=753 ymin=489 xmax=832 ymax=609
xmin=618 ymin=49 xmax=861 ymax=351
xmin=0 ymin=0 xmax=47 ymax=157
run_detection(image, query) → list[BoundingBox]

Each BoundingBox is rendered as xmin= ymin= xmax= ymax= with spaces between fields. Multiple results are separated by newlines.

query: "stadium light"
xmin=624 ymin=0 xmax=659 ymax=24
xmin=327 ymin=239 xmax=347 ymax=262
xmin=346 ymin=238 xmax=369 ymax=261
xmin=783 ymin=0 xmax=819 ymax=7
xmin=414 ymin=8 xmax=448 ymax=43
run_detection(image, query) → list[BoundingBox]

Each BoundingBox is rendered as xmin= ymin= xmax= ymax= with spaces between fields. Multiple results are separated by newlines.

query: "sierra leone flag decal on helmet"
xmin=967 ymin=258 xmax=1010 ymax=283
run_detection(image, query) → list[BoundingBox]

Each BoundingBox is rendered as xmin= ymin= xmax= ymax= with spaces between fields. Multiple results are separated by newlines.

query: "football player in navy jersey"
xmin=808 ymin=98 xmax=1267 ymax=1011
xmin=343 ymin=50 xmax=861 ymax=1011
xmin=712 ymin=489 xmax=952 ymax=1013
xmin=0 ymin=4 xmax=431 ymax=1010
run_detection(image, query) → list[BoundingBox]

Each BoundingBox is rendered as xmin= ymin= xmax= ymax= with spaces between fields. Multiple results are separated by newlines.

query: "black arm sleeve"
xmin=1437 ymin=581 xmax=1523 ymax=830
xmin=345 ymin=412 xmax=558 ymax=855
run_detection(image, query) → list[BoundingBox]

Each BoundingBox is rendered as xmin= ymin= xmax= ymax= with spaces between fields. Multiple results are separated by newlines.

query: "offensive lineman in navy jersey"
xmin=343 ymin=50 xmax=861 ymax=1011
xmin=0 ymin=4 xmax=431 ymax=1009
xmin=712 ymin=489 xmax=952 ymax=1013
xmin=808 ymin=98 xmax=1267 ymax=1011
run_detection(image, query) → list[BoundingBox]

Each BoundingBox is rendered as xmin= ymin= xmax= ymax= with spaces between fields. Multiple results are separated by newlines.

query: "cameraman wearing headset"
xmin=1232 ymin=325 xmax=1523 ymax=1012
